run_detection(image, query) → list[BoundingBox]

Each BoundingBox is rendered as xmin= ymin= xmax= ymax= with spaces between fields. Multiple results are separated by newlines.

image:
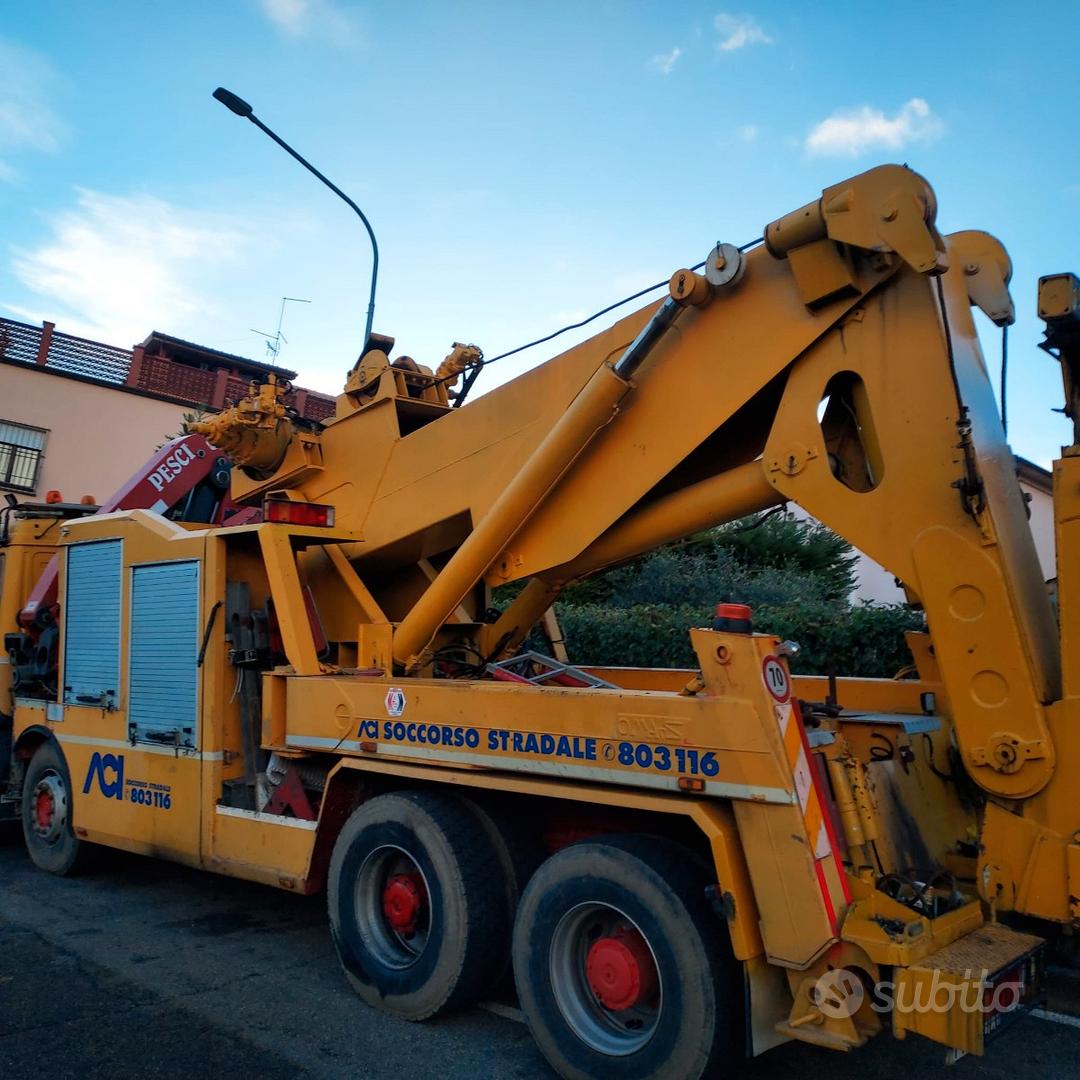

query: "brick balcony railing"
xmin=134 ymin=352 xmax=218 ymax=403
xmin=0 ymin=317 xmax=336 ymax=423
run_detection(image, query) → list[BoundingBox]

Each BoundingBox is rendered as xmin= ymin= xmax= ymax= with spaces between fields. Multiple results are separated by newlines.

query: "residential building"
xmin=0 ymin=317 xmax=335 ymax=503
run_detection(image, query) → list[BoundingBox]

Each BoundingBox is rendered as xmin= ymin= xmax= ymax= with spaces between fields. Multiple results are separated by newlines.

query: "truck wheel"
xmin=328 ymin=789 xmax=508 ymax=1020
xmin=21 ymin=741 xmax=87 ymax=875
xmin=513 ymin=834 xmax=742 ymax=1080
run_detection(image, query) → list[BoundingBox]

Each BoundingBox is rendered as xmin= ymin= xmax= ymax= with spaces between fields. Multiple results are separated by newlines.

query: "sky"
xmin=1 ymin=2 xmax=1077 ymax=467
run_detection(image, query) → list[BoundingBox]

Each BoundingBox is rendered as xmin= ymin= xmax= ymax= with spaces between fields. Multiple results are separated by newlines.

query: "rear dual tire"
xmin=513 ymin=835 xmax=742 ymax=1080
xmin=328 ymin=794 xmax=743 ymax=1079
xmin=327 ymin=789 xmax=510 ymax=1019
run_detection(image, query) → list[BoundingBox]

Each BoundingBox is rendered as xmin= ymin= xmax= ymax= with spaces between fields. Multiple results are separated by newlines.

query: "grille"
xmin=46 ymin=330 xmax=132 ymax=383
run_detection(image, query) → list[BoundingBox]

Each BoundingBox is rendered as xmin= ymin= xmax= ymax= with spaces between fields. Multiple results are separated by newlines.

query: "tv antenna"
xmin=251 ymin=295 xmax=311 ymax=362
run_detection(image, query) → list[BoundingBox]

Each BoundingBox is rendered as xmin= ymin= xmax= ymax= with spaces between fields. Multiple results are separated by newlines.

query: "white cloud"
xmin=261 ymin=0 xmax=308 ymax=33
xmin=9 ymin=190 xmax=249 ymax=346
xmin=0 ymin=40 xmax=65 ymax=160
xmin=258 ymin=0 xmax=357 ymax=42
xmin=648 ymin=47 xmax=682 ymax=75
xmin=737 ymin=123 xmax=758 ymax=142
xmin=805 ymin=98 xmax=944 ymax=157
xmin=714 ymin=13 xmax=773 ymax=52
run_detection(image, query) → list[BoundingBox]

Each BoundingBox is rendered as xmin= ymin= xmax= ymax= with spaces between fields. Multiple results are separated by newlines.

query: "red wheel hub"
xmin=586 ymin=927 xmax=658 ymax=1012
xmin=382 ymin=873 xmax=425 ymax=934
xmin=34 ymin=788 xmax=54 ymax=830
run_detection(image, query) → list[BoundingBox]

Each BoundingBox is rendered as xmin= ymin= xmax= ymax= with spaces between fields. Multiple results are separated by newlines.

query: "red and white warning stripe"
xmin=775 ymin=699 xmax=831 ymax=859
xmin=763 ymin=654 xmax=851 ymax=930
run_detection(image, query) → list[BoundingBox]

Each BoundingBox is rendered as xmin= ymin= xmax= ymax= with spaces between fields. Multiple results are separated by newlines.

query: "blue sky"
xmin=1 ymin=2 xmax=1077 ymax=466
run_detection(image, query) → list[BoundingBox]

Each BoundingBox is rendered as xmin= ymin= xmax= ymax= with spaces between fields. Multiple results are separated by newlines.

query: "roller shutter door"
xmin=63 ymin=540 xmax=122 ymax=708
xmin=128 ymin=561 xmax=199 ymax=748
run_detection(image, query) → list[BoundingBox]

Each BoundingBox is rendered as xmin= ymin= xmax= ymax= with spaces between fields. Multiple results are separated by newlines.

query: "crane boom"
xmin=193 ymin=165 xmax=1060 ymax=807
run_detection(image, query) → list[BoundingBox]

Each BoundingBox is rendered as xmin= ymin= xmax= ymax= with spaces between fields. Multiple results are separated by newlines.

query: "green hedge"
xmin=555 ymin=599 xmax=923 ymax=678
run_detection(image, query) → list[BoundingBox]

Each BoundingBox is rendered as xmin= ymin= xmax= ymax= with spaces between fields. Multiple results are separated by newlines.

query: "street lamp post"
xmin=212 ymin=86 xmax=379 ymax=351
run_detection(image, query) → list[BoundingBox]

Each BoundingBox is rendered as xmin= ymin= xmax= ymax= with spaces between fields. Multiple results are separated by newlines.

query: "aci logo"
xmin=83 ymin=752 xmax=125 ymax=800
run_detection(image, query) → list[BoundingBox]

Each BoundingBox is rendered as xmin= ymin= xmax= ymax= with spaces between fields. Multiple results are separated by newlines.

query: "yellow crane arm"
xmin=200 ymin=165 xmax=1059 ymax=807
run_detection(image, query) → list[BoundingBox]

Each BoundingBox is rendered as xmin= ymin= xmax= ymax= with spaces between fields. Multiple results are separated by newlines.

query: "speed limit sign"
xmin=761 ymin=655 xmax=790 ymax=703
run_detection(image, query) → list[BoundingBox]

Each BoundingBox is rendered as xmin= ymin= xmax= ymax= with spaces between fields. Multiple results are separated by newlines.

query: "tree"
xmin=157 ymin=405 xmax=211 ymax=450
xmin=709 ymin=511 xmax=858 ymax=602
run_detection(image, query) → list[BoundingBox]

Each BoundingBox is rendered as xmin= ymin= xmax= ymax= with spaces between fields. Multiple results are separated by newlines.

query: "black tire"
xmin=21 ymin=741 xmax=88 ymax=875
xmin=464 ymin=796 xmax=546 ymax=985
xmin=513 ymin=834 xmax=743 ymax=1080
xmin=327 ymin=789 xmax=508 ymax=1020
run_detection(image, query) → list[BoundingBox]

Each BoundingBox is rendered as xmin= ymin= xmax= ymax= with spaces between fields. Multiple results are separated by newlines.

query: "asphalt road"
xmin=2 ymin=824 xmax=1080 ymax=1080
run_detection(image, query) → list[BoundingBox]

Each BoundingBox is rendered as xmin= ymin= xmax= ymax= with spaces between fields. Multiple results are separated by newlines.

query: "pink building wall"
xmin=0 ymin=362 xmax=188 ymax=502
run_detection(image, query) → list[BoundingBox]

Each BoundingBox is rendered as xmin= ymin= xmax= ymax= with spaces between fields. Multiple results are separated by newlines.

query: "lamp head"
xmin=213 ymin=87 xmax=254 ymax=118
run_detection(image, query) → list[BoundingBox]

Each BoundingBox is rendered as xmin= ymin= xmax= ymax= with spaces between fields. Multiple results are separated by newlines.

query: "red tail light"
xmin=263 ymin=499 xmax=335 ymax=527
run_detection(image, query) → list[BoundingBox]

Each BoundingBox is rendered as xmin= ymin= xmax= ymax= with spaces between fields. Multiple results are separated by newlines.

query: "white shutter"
xmin=63 ymin=540 xmax=122 ymax=707
xmin=0 ymin=421 xmax=47 ymax=450
xmin=128 ymin=561 xmax=199 ymax=748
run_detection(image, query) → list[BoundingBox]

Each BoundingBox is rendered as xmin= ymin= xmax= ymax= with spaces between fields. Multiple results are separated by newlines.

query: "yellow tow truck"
xmin=3 ymin=161 xmax=1078 ymax=1078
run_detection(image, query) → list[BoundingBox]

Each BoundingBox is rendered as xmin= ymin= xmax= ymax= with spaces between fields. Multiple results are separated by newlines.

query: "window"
xmin=0 ymin=420 xmax=47 ymax=493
